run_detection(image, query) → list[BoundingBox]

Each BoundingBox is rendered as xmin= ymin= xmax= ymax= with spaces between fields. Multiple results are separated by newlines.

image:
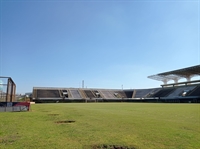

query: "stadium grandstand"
xmin=32 ymin=65 xmax=200 ymax=103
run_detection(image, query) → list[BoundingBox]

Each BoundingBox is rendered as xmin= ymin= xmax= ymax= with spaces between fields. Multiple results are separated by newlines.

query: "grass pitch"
xmin=0 ymin=103 xmax=199 ymax=149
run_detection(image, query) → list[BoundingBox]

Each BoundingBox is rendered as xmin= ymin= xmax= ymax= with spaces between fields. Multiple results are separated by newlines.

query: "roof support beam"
xmin=148 ymin=65 xmax=200 ymax=85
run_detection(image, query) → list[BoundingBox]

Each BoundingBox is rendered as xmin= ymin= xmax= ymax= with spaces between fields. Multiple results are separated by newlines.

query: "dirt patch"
xmin=55 ymin=120 xmax=75 ymax=124
xmin=48 ymin=114 xmax=59 ymax=116
xmin=92 ymin=144 xmax=137 ymax=149
xmin=0 ymin=135 xmax=19 ymax=144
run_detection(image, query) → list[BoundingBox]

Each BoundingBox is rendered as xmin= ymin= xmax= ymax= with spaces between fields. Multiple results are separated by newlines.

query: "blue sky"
xmin=0 ymin=0 xmax=199 ymax=94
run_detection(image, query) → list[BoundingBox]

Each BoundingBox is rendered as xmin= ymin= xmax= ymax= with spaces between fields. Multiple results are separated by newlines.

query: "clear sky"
xmin=0 ymin=0 xmax=200 ymax=94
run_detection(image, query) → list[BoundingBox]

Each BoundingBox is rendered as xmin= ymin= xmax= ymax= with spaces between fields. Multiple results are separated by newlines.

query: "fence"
xmin=0 ymin=102 xmax=30 ymax=112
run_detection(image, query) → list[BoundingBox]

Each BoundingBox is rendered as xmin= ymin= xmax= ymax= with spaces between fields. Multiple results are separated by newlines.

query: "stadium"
xmin=1 ymin=1 xmax=199 ymax=148
xmin=31 ymin=65 xmax=200 ymax=103
xmin=1 ymin=65 xmax=200 ymax=149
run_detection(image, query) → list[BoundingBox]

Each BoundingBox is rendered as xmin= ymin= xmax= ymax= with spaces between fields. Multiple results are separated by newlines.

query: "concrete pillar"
xmin=173 ymin=78 xmax=179 ymax=84
xmin=186 ymin=77 xmax=191 ymax=82
xmin=162 ymin=79 xmax=168 ymax=85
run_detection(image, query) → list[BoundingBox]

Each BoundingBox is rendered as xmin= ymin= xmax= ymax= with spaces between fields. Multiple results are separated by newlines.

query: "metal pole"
xmin=10 ymin=78 xmax=13 ymax=102
xmin=6 ymin=78 xmax=9 ymax=102
xmin=82 ymin=80 xmax=84 ymax=88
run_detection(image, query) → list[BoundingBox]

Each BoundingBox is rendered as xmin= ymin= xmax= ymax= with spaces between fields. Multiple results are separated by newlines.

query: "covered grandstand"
xmin=32 ymin=65 xmax=200 ymax=103
xmin=148 ymin=64 xmax=200 ymax=84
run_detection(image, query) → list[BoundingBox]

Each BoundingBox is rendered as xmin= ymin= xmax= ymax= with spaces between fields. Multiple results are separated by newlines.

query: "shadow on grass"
xmin=55 ymin=120 xmax=75 ymax=124
xmin=91 ymin=144 xmax=138 ymax=149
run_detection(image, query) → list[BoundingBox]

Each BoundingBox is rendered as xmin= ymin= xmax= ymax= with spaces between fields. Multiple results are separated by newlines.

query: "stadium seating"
xmin=98 ymin=90 xmax=116 ymax=99
xmin=151 ymin=88 xmax=175 ymax=97
xmin=93 ymin=90 xmax=101 ymax=98
xmin=32 ymin=84 xmax=200 ymax=103
xmin=114 ymin=91 xmax=127 ymax=98
xmin=134 ymin=88 xmax=157 ymax=98
xmin=124 ymin=90 xmax=134 ymax=98
xmin=167 ymin=86 xmax=196 ymax=97
xmin=69 ymin=90 xmax=82 ymax=98
xmin=37 ymin=89 xmax=60 ymax=98
xmin=187 ymin=85 xmax=200 ymax=96
xmin=83 ymin=90 xmax=96 ymax=98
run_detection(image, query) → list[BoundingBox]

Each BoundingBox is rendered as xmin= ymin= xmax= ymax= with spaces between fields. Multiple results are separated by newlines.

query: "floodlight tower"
xmin=82 ymin=80 xmax=84 ymax=88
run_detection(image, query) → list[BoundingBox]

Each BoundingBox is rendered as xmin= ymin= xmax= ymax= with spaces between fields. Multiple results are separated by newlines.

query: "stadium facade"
xmin=32 ymin=65 xmax=200 ymax=103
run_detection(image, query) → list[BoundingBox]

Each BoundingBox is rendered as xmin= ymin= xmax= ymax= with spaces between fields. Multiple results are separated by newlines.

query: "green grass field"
xmin=0 ymin=103 xmax=199 ymax=149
